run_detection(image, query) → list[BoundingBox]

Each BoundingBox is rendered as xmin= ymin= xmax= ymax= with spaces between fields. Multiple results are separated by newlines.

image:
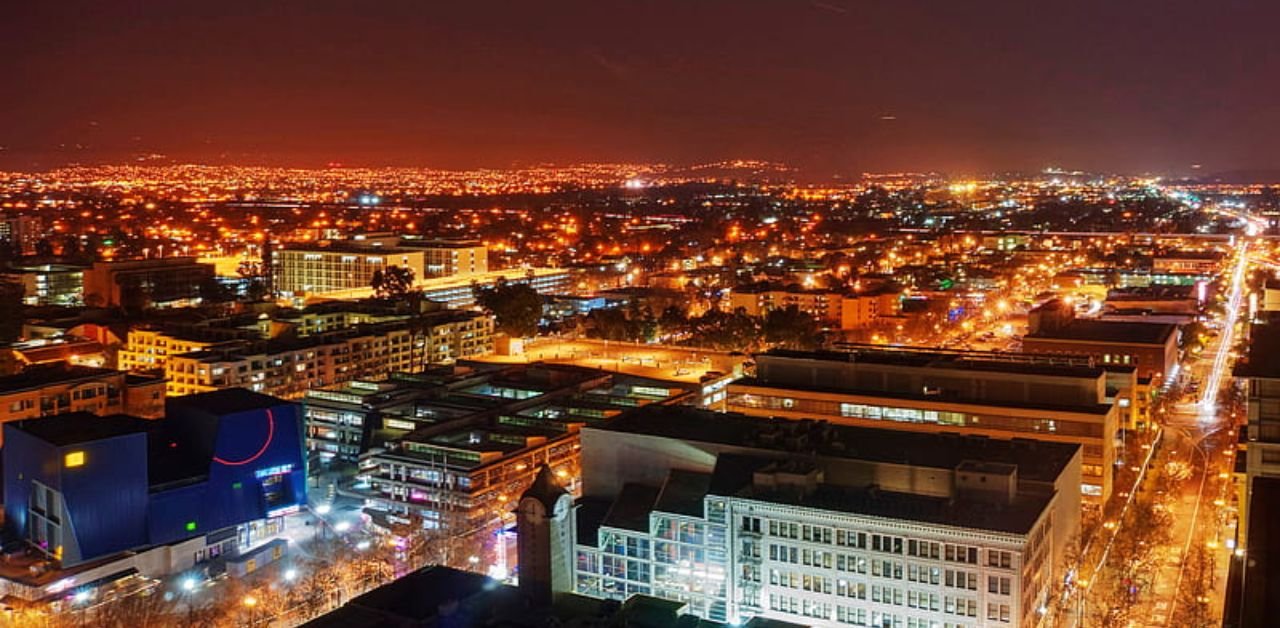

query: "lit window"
xmin=64 ymin=451 xmax=85 ymax=468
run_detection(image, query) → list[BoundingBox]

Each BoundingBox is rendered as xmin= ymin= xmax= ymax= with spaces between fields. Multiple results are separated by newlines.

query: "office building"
xmin=5 ymin=263 xmax=86 ymax=306
xmin=726 ymin=346 xmax=1121 ymax=503
xmin=82 ymin=257 xmax=216 ymax=308
xmin=566 ymin=406 xmax=1081 ymax=627
xmin=1022 ymin=299 xmax=1179 ymax=383
xmin=0 ymin=390 xmax=306 ymax=601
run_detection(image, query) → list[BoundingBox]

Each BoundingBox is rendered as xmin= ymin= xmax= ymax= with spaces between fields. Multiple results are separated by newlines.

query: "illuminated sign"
xmin=266 ymin=504 xmax=300 ymax=518
xmin=64 ymin=451 xmax=85 ymax=468
xmin=254 ymin=464 xmax=294 ymax=479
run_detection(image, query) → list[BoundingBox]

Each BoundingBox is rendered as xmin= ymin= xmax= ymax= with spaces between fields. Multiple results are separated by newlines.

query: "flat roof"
xmin=1025 ymin=319 xmax=1177 ymax=345
xmin=712 ymin=453 xmax=1050 ymax=535
xmin=10 ymin=412 xmax=151 ymax=446
xmin=167 ymin=388 xmax=284 ymax=416
xmin=768 ymin=346 xmax=1106 ymax=379
xmin=600 ymin=405 xmax=1080 ymax=485
xmin=0 ymin=363 xmax=120 ymax=393
xmin=731 ymin=375 xmax=1113 ymax=415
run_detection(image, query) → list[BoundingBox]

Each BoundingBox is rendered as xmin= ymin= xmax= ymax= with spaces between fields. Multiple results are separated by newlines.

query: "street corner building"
xmin=0 ymin=388 xmax=306 ymax=601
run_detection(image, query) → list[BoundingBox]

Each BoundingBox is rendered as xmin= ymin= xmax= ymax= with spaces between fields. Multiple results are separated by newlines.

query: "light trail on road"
xmin=1200 ymin=234 xmax=1249 ymax=416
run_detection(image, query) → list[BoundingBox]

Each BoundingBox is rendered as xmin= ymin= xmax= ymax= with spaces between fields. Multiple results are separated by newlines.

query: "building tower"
xmin=516 ymin=465 xmax=573 ymax=605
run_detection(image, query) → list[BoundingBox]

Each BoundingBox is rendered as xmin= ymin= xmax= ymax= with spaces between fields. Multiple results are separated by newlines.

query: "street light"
xmin=181 ymin=577 xmax=197 ymax=592
xmin=244 ymin=595 xmax=258 ymax=627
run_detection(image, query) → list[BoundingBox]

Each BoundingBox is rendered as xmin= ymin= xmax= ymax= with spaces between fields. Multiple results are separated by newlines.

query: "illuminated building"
xmin=1022 ymin=299 xmax=1179 ymax=383
xmin=728 ymin=283 xmax=901 ymax=330
xmin=725 ymin=347 xmax=1121 ymax=504
xmin=272 ymin=236 xmax=487 ymax=296
xmin=0 ymin=364 xmax=165 ymax=439
xmin=0 ymin=214 xmax=42 ymax=256
xmin=163 ymin=310 xmax=492 ymax=398
xmin=352 ymin=364 xmax=687 ymax=545
xmin=0 ymin=389 xmax=305 ymax=600
xmin=5 ymin=263 xmax=85 ymax=306
xmin=82 ymin=257 xmax=216 ymax=308
xmin=569 ymin=406 xmax=1081 ymax=627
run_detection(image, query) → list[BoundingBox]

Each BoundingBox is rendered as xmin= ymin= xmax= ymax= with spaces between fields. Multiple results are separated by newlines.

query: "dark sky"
xmin=3 ymin=0 xmax=1279 ymax=175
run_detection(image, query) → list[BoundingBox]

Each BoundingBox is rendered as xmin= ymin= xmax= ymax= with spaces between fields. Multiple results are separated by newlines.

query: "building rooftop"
xmin=601 ymin=483 xmax=661 ymax=533
xmin=166 ymin=388 xmax=284 ymax=416
xmin=776 ymin=345 xmax=1106 ymax=379
xmin=10 ymin=412 xmax=151 ymax=446
xmin=0 ymin=363 xmax=121 ymax=394
xmin=1024 ymin=319 xmax=1177 ymax=345
xmin=712 ymin=453 xmax=1050 ymax=535
xmin=602 ymin=405 xmax=1081 ymax=485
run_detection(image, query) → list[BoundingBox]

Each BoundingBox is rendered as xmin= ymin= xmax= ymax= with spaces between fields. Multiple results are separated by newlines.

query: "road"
xmin=1125 ymin=235 xmax=1248 ymax=626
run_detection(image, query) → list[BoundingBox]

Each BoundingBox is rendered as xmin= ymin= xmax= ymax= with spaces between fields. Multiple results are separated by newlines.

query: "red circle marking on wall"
xmin=212 ymin=409 xmax=275 ymax=466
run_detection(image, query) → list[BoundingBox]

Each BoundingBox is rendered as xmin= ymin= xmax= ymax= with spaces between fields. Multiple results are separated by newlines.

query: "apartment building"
xmin=725 ymin=346 xmax=1121 ymax=504
xmin=729 ymin=283 xmax=901 ymax=330
xmin=272 ymin=236 xmax=487 ymax=296
xmin=164 ymin=311 xmax=493 ymax=398
xmin=566 ymin=406 xmax=1081 ymax=627
xmin=0 ymin=364 xmax=165 ymax=440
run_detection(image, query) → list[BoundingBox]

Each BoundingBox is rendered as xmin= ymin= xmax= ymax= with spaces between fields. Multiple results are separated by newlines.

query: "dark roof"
xmin=766 ymin=346 xmax=1106 ymax=379
xmin=654 ymin=470 xmax=712 ymax=518
xmin=1025 ymin=320 xmax=1177 ymax=345
xmin=602 ymin=405 xmax=1080 ymax=485
xmin=601 ymin=483 xmax=661 ymax=532
xmin=522 ymin=465 xmax=568 ymax=512
xmin=10 ymin=412 xmax=151 ymax=446
xmin=166 ymin=388 xmax=284 ymax=416
xmin=0 ymin=363 xmax=119 ymax=393
xmin=710 ymin=453 xmax=1049 ymax=535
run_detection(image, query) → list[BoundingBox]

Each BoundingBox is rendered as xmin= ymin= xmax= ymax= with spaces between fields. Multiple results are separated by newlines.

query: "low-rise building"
xmin=82 ymin=257 xmax=216 ymax=308
xmin=0 ymin=364 xmax=165 ymax=439
xmin=6 ymin=263 xmax=86 ymax=306
xmin=0 ymin=390 xmax=306 ymax=603
xmin=349 ymin=364 xmax=689 ymax=552
xmin=726 ymin=346 xmax=1121 ymax=504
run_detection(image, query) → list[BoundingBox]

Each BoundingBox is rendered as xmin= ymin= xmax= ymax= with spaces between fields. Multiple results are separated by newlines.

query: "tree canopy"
xmin=474 ymin=279 xmax=543 ymax=338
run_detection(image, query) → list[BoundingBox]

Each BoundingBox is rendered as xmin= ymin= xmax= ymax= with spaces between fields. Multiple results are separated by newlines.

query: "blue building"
xmin=3 ymin=388 xmax=306 ymax=569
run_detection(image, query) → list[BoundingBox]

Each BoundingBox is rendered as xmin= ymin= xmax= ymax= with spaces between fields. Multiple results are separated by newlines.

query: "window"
xmin=64 ymin=451 xmax=85 ymax=468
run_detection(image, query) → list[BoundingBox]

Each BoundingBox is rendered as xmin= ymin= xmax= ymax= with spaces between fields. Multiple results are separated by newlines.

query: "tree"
xmin=474 ymin=279 xmax=543 ymax=338
xmin=763 ymin=305 xmax=822 ymax=350
xmin=0 ymin=278 xmax=24 ymax=343
xmin=371 ymin=265 xmax=415 ymax=299
xmin=34 ymin=237 xmax=54 ymax=258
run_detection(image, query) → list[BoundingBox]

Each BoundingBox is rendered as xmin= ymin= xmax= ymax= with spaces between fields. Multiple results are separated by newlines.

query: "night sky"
xmin=4 ymin=0 xmax=1279 ymax=175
